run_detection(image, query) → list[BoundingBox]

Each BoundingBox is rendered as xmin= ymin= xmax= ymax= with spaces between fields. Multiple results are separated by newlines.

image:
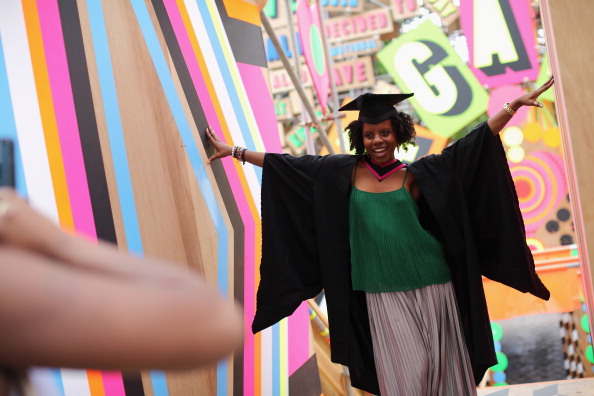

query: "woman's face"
xmin=362 ymin=119 xmax=398 ymax=164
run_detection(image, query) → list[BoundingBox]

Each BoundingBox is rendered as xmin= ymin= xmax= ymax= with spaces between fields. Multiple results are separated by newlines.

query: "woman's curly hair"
xmin=346 ymin=112 xmax=416 ymax=156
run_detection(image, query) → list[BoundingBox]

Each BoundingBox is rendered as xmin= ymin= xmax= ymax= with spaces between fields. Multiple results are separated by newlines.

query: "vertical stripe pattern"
xmin=0 ymin=0 xmax=317 ymax=394
xmin=366 ymin=282 xmax=477 ymax=396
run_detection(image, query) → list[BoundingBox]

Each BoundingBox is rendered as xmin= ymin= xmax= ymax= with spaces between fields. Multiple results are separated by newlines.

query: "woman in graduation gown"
xmin=207 ymin=76 xmax=554 ymax=396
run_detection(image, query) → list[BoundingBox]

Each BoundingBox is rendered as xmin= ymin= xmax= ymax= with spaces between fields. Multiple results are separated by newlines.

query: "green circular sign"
xmin=491 ymin=352 xmax=509 ymax=372
xmin=309 ymin=25 xmax=325 ymax=76
xmin=581 ymin=314 xmax=590 ymax=333
xmin=491 ymin=322 xmax=504 ymax=341
xmin=586 ymin=345 xmax=594 ymax=364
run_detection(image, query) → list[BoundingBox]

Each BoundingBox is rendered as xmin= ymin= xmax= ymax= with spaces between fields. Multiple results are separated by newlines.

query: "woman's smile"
xmin=363 ymin=119 xmax=398 ymax=164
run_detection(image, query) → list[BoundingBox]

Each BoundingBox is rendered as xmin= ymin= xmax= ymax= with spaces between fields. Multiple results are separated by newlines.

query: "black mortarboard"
xmin=338 ymin=92 xmax=414 ymax=124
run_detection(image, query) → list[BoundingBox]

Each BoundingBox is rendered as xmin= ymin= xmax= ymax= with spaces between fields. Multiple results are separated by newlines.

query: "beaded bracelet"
xmin=240 ymin=147 xmax=247 ymax=165
xmin=230 ymin=145 xmax=247 ymax=164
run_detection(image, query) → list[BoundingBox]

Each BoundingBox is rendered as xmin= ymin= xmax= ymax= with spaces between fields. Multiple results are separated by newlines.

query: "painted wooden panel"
xmin=541 ymin=0 xmax=594 ymax=348
xmin=0 ymin=0 xmax=317 ymax=395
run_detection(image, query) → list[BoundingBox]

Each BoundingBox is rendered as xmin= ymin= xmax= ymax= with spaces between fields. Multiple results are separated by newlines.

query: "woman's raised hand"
xmin=513 ymin=75 xmax=555 ymax=109
xmin=206 ymin=126 xmax=232 ymax=164
xmin=487 ymin=76 xmax=555 ymax=135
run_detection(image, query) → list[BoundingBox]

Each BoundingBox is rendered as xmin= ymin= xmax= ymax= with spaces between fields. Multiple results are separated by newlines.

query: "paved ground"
xmin=477 ymin=378 xmax=594 ymax=395
xmin=498 ymin=313 xmax=567 ymax=384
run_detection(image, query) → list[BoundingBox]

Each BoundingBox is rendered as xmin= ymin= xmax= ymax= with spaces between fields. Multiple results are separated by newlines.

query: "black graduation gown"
xmin=251 ymin=122 xmax=550 ymax=395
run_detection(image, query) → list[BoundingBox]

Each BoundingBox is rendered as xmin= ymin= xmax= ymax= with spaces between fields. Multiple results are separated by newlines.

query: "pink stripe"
xmin=36 ymin=0 xmax=96 ymax=238
xmin=161 ymin=2 xmax=256 ymax=395
xmin=288 ymin=303 xmax=310 ymax=375
xmin=237 ymin=62 xmax=282 ymax=153
xmin=101 ymin=372 xmax=126 ymax=396
xmin=363 ymin=161 xmax=407 ymax=181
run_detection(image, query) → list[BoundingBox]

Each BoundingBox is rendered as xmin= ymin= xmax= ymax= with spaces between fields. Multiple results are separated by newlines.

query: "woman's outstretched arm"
xmin=487 ymin=75 xmax=554 ymax=135
xmin=206 ymin=126 xmax=266 ymax=167
xmin=0 ymin=188 xmax=243 ymax=371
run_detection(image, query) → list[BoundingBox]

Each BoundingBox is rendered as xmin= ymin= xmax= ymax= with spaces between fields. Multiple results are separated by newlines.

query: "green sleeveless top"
xmin=349 ymin=168 xmax=451 ymax=292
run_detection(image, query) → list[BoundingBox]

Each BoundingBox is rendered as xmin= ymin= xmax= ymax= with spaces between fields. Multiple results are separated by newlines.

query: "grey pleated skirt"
xmin=365 ymin=281 xmax=477 ymax=396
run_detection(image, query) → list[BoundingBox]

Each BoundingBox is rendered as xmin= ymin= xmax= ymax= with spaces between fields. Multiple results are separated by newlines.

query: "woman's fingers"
xmin=523 ymin=76 xmax=554 ymax=107
xmin=206 ymin=126 xmax=215 ymax=142
xmin=536 ymin=75 xmax=554 ymax=95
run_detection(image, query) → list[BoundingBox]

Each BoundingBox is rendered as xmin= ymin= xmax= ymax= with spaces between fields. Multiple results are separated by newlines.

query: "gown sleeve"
xmin=252 ymin=153 xmax=326 ymax=333
xmin=412 ymin=121 xmax=550 ymax=300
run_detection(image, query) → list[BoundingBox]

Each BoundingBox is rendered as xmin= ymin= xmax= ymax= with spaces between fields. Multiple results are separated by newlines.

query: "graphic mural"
xmin=0 ymin=0 xmax=317 ymax=395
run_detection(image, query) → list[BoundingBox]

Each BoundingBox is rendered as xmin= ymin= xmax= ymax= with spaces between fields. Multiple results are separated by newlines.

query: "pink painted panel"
xmin=459 ymin=0 xmax=539 ymax=88
xmin=237 ymin=63 xmax=282 ymax=153
xmin=296 ymin=0 xmax=329 ymax=113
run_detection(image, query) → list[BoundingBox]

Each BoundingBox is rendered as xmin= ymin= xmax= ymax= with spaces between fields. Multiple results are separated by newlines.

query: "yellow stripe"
xmin=21 ymin=0 xmax=74 ymax=231
xmin=279 ymin=318 xmax=288 ymax=396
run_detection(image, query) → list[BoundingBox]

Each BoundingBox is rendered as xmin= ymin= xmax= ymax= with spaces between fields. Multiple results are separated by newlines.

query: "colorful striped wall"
xmin=0 ymin=0 xmax=318 ymax=395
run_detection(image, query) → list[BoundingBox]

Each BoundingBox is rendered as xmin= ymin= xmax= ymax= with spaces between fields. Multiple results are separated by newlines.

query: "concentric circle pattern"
xmin=510 ymin=151 xmax=567 ymax=236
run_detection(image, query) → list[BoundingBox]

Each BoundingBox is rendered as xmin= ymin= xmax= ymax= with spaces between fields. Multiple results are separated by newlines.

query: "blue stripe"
xmin=130 ymin=2 xmax=230 ymax=395
xmin=51 ymin=368 xmax=66 ymax=395
xmin=0 ymin=34 xmax=28 ymax=196
xmin=272 ymin=323 xmax=280 ymax=395
xmin=193 ymin=0 xmax=262 ymax=182
xmin=86 ymin=0 xmax=143 ymax=255
xmin=150 ymin=371 xmax=169 ymax=395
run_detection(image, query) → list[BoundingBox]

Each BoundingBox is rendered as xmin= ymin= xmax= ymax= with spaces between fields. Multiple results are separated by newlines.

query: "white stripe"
xmin=183 ymin=0 xmax=262 ymax=214
xmin=0 ymin=1 xmax=58 ymax=222
xmin=60 ymin=369 xmax=91 ymax=396
xmin=260 ymin=326 xmax=273 ymax=396
xmin=28 ymin=368 xmax=62 ymax=396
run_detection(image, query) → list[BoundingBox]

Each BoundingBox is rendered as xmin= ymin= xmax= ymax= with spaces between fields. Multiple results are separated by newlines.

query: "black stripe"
xmin=122 ymin=372 xmax=146 ymax=396
xmin=58 ymin=0 xmax=117 ymax=244
xmin=215 ymin=0 xmax=267 ymax=67
xmin=150 ymin=2 xmax=245 ymax=394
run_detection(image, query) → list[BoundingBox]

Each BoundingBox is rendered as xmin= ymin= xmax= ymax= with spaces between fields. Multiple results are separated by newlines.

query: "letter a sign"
xmin=459 ymin=0 xmax=539 ymax=88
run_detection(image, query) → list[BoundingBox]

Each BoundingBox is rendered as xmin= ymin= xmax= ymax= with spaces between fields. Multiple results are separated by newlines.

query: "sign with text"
xmin=274 ymin=97 xmax=293 ymax=120
xmin=377 ymin=20 xmax=488 ymax=138
xmin=263 ymin=27 xmax=302 ymax=67
xmin=270 ymin=64 xmax=312 ymax=94
xmin=333 ymin=56 xmax=375 ymax=92
xmin=325 ymin=8 xmax=393 ymax=43
xmin=270 ymin=57 xmax=374 ymax=95
xmin=262 ymin=0 xmax=296 ymax=28
xmin=459 ymin=0 xmax=539 ymax=88
xmin=330 ymin=38 xmax=382 ymax=59
xmin=264 ymin=29 xmax=381 ymax=66
xmin=321 ymin=0 xmax=363 ymax=13
xmin=263 ymin=0 xmax=364 ymax=28
xmin=297 ymin=0 xmax=330 ymax=113
xmin=423 ymin=0 xmax=459 ymax=27
xmin=391 ymin=0 xmax=421 ymax=21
